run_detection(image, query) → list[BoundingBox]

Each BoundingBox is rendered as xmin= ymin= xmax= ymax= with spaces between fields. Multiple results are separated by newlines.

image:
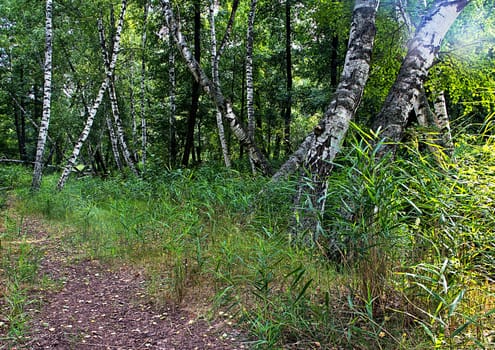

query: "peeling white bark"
xmin=433 ymin=90 xmax=454 ymax=154
xmin=32 ymin=0 xmax=53 ymax=191
xmin=274 ymin=0 xmax=379 ymax=182
xmin=246 ymin=0 xmax=257 ymax=174
xmin=57 ymin=0 xmax=127 ymax=190
xmin=160 ymin=0 xmax=271 ymax=175
xmin=99 ymin=13 xmax=138 ymax=175
xmin=371 ymin=0 xmax=469 ymax=153
xmin=288 ymin=0 xmax=380 ymax=238
xmin=209 ymin=0 xmax=231 ymax=168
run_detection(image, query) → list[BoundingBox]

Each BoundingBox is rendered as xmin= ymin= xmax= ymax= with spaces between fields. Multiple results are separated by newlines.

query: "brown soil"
xmin=1 ymin=216 xmax=247 ymax=350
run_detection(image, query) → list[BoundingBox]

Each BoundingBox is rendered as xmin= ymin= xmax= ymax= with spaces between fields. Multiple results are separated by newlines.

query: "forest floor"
xmin=1 ymin=211 xmax=247 ymax=349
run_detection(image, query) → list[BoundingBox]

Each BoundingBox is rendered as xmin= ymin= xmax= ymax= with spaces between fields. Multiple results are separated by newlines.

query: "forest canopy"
xmin=1 ymin=0 xmax=495 ymax=348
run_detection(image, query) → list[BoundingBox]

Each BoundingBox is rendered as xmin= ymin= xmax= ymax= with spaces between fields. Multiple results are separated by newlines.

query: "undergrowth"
xmin=0 ymin=131 xmax=494 ymax=349
xmin=0 ymin=205 xmax=43 ymax=344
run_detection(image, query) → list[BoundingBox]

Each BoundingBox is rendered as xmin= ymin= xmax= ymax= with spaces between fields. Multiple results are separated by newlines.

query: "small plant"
xmin=1 ymin=241 xmax=41 ymax=341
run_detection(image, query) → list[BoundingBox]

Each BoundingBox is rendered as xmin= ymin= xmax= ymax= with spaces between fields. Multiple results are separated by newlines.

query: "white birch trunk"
xmin=107 ymin=79 xmax=138 ymax=174
xmin=209 ymin=0 xmax=231 ymax=168
xmin=160 ymin=0 xmax=271 ymax=175
xmin=140 ymin=2 xmax=148 ymax=171
xmin=98 ymin=12 xmax=138 ymax=175
xmin=246 ymin=0 xmax=257 ymax=174
xmin=169 ymin=33 xmax=177 ymax=166
xmin=433 ymin=90 xmax=454 ymax=155
xmin=370 ymin=0 xmax=469 ymax=154
xmin=290 ymin=0 xmax=380 ymax=239
xmin=106 ymin=115 xmax=123 ymax=170
xmin=57 ymin=0 xmax=127 ymax=190
xmin=31 ymin=0 xmax=53 ymax=191
xmin=274 ymin=0 xmax=379 ymax=182
xmin=129 ymin=66 xmax=138 ymax=162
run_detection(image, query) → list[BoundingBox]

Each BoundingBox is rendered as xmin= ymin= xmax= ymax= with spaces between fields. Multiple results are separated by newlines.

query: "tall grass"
xmin=1 ymin=129 xmax=494 ymax=349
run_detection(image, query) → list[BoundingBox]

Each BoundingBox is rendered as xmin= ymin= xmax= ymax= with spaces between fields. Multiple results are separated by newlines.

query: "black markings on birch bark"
xmin=57 ymin=0 xmax=128 ymax=190
xmin=32 ymin=0 xmax=53 ymax=191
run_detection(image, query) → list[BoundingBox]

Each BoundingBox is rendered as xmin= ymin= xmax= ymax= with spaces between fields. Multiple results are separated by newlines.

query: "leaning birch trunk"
xmin=291 ymin=0 xmax=379 ymax=241
xmin=246 ymin=0 xmax=257 ymax=174
xmin=160 ymin=0 xmax=271 ymax=175
xmin=57 ymin=0 xmax=127 ymax=190
xmin=98 ymin=15 xmax=138 ymax=175
xmin=107 ymin=80 xmax=138 ymax=174
xmin=370 ymin=0 xmax=469 ymax=156
xmin=395 ymin=0 xmax=453 ymax=161
xmin=209 ymin=0 xmax=231 ymax=168
xmin=31 ymin=0 xmax=53 ymax=191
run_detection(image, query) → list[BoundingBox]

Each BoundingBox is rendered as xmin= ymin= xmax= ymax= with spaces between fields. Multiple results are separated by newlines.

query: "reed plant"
xmin=2 ymin=127 xmax=493 ymax=349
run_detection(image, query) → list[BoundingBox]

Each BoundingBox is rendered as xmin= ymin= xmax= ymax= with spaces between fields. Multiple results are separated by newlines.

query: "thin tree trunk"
xmin=160 ymin=0 xmax=271 ymax=175
xmin=105 ymin=115 xmax=123 ymax=170
xmin=209 ymin=0 xmax=231 ymax=168
xmin=108 ymin=79 xmax=138 ymax=174
xmin=13 ymin=97 xmax=27 ymax=161
xmin=32 ymin=0 xmax=53 ymax=191
xmin=433 ymin=90 xmax=454 ymax=155
xmin=140 ymin=1 xmax=148 ymax=172
xmin=370 ymin=0 xmax=469 ymax=156
xmin=130 ymin=69 xmax=138 ymax=162
xmin=98 ymin=14 xmax=138 ymax=175
xmin=57 ymin=0 xmax=127 ymax=190
xmin=288 ymin=0 xmax=380 ymax=240
xmin=330 ymin=35 xmax=339 ymax=89
xmin=169 ymin=33 xmax=178 ymax=167
xmin=99 ymin=16 xmax=123 ymax=171
xmin=246 ymin=0 xmax=257 ymax=174
xmin=239 ymin=59 xmax=246 ymax=160
xmin=182 ymin=0 xmax=201 ymax=167
xmin=10 ymin=92 xmax=55 ymax=145
xmin=284 ymin=0 xmax=293 ymax=155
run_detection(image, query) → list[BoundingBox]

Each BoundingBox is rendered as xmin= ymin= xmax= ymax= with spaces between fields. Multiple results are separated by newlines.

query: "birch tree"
xmin=99 ymin=14 xmax=138 ymax=175
xmin=168 ymin=32 xmax=178 ymax=166
xmin=57 ymin=0 xmax=127 ymax=190
xmin=284 ymin=0 xmax=293 ymax=155
xmin=370 ymin=0 xmax=470 ymax=155
xmin=274 ymin=0 xmax=379 ymax=184
xmin=289 ymin=0 xmax=380 ymax=240
xmin=31 ymin=0 xmax=53 ymax=191
xmin=140 ymin=1 xmax=149 ymax=171
xmin=246 ymin=0 xmax=257 ymax=173
xmin=182 ymin=0 xmax=202 ymax=166
xmin=160 ymin=0 xmax=271 ymax=175
xmin=209 ymin=0 xmax=233 ymax=168
xmin=433 ymin=90 xmax=454 ymax=155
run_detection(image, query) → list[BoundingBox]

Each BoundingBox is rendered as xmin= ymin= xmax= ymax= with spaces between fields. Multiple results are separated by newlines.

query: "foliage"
xmin=0 ymin=212 xmax=42 ymax=342
xmin=0 ymin=129 xmax=492 ymax=348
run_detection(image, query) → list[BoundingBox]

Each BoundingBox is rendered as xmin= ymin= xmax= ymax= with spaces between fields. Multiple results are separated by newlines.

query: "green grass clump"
xmin=0 ymin=215 xmax=42 ymax=343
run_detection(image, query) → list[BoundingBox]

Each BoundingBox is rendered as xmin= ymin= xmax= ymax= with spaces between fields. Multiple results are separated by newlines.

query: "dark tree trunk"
xmin=330 ymin=34 xmax=339 ymax=89
xmin=284 ymin=0 xmax=293 ymax=155
xmin=14 ymin=99 xmax=27 ymax=161
xmin=169 ymin=33 xmax=178 ymax=167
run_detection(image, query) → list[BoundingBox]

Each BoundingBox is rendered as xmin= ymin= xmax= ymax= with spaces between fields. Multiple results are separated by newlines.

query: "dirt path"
xmin=2 ymin=217 xmax=246 ymax=349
